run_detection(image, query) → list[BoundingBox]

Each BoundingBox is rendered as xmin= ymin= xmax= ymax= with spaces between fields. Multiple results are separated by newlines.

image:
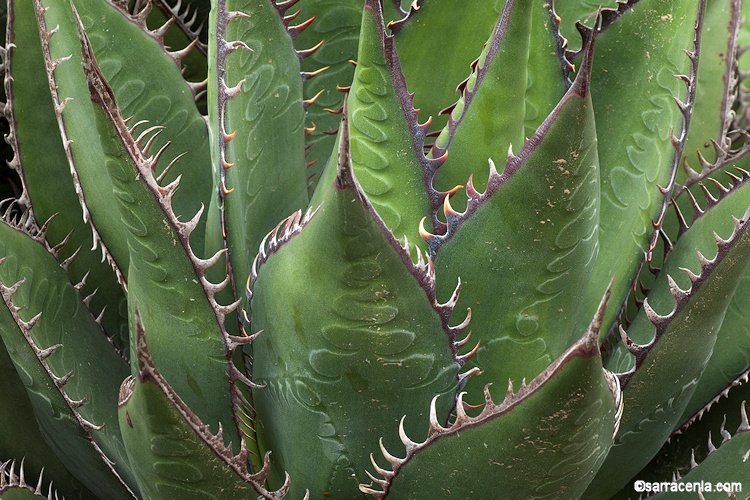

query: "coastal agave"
xmin=1 ymin=0 xmax=750 ymax=498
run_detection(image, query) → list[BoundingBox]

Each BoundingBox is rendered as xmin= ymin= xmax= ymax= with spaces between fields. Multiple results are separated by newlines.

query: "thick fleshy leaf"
xmin=430 ymin=28 xmax=599 ymax=403
xmin=295 ymin=0 xmax=361 ymax=191
xmin=347 ymin=0 xmax=436 ymax=250
xmin=578 ymin=0 xmax=702 ymax=334
xmin=629 ymin=375 xmax=749 ymax=492
xmin=678 ymin=0 xmax=743 ymax=187
xmin=249 ymin=119 xmax=463 ymax=498
xmin=117 ymin=312 xmax=283 ymax=499
xmin=0 ymin=217 xmax=136 ymax=498
xmin=430 ymin=0 xmax=570 ymax=205
xmin=206 ymin=0 xmax=310 ymax=320
xmin=678 ymin=263 xmax=750 ymax=427
xmin=35 ymin=0 xmax=212 ymax=274
xmin=588 ymin=174 xmax=750 ymax=497
xmin=392 ymin=0 xmax=503 ymax=133
xmin=361 ymin=290 xmax=620 ymax=499
xmin=651 ymin=403 xmax=749 ymax=500
xmin=78 ymin=17 xmax=244 ymax=449
xmin=0 ymin=336 xmax=91 ymax=500
xmin=6 ymin=0 xmax=128 ymax=351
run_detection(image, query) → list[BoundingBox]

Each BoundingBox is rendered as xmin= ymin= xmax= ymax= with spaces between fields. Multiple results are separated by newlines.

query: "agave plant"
xmin=1 ymin=0 xmax=750 ymax=498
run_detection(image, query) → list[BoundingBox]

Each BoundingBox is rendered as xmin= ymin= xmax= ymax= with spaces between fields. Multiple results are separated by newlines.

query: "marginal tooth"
xmin=689 ymin=449 xmax=698 ymax=469
xmin=739 ymin=401 xmax=749 ymax=432
xmin=505 ymin=379 xmax=514 ymax=399
xmin=54 ymin=369 xmax=74 ymax=387
xmin=231 ymin=365 xmax=265 ymax=390
xmin=221 ymin=179 xmax=235 ymax=195
xmin=79 ymin=417 xmax=104 ymax=432
xmin=141 ymin=128 xmax=165 ymax=155
xmin=695 ymin=249 xmax=712 ymax=269
xmin=158 ymin=174 xmax=182 ymax=200
xmin=398 ymin=416 xmax=418 ymax=453
xmin=21 ymin=312 xmax=42 ymax=331
xmin=169 ymin=37 xmax=200 ymax=63
xmin=427 ymin=395 xmax=443 ymax=435
xmin=707 ymin=432 xmax=717 ymax=453
xmin=457 ymin=366 xmax=482 ymax=388
xmin=180 ymin=204 xmax=205 ymax=237
xmin=379 ymin=438 xmax=404 ymax=468
xmin=214 ymin=298 xmax=242 ymax=318
xmin=60 ymin=246 xmax=82 ymax=271
xmin=667 ymin=274 xmax=688 ymax=301
xmin=369 ymin=453 xmax=393 ymax=479
xmin=151 ymin=16 xmax=175 ymax=40
xmin=302 ymin=65 xmax=330 ymax=80
xmin=444 ymin=278 xmax=462 ymax=309
xmin=226 ymin=9 xmax=250 ymax=21
xmin=95 ymin=306 xmax=107 ymax=326
xmin=288 ymin=16 xmax=316 ymax=37
xmin=134 ymin=124 xmax=164 ymax=148
xmin=454 ymin=392 xmax=469 ymax=423
xmin=365 ymin=470 xmax=387 ymax=487
xmin=679 ymin=266 xmax=700 ymax=283
xmin=456 ymin=340 xmax=480 ymax=365
xmin=37 ymin=343 xmax=62 ymax=360
xmin=721 ymin=417 xmax=732 ymax=442
xmin=443 ymin=192 xmax=459 ymax=219
xmin=223 ymin=77 xmax=246 ymax=99
xmin=466 ymin=174 xmax=480 ymax=198
xmin=359 ymin=486 xmax=383 ymax=496
xmin=642 ymin=298 xmax=667 ymax=327
xmin=82 ymin=289 xmax=97 ymax=307
xmin=194 ymin=248 xmax=227 ymax=271
xmin=200 ymin=274 xmax=231 ymax=295
xmin=418 ymin=217 xmax=433 ymax=241
xmin=303 ymin=88 xmax=325 ymax=108
xmin=304 ymin=122 xmax=317 ymax=134
xmin=454 ymin=328 xmax=473 ymax=348
xmin=128 ymin=119 xmax=150 ymax=136
xmin=150 ymin=140 xmax=172 ymax=168
xmin=156 ymin=152 xmax=186 ymax=184
xmin=297 ymin=38 xmax=325 ymax=59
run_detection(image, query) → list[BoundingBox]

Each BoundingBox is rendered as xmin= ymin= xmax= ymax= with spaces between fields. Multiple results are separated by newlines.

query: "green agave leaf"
xmin=361 ymin=289 xmax=621 ymax=499
xmin=77 ymin=0 xmax=213 ymax=256
xmin=6 ymin=0 xmax=128 ymax=351
xmin=588 ymin=175 xmax=750 ymax=497
xmin=430 ymin=0 xmax=570 ymax=204
xmin=677 ymin=0 xmax=743 ymax=188
xmin=392 ymin=0 xmax=503 ymax=133
xmin=295 ymin=0 xmax=361 ymax=191
xmin=0 ymin=336 xmax=91 ymax=500
xmin=118 ymin=311 xmax=284 ymax=499
xmin=578 ymin=0 xmax=702 ymax=334
xmin=35 ymin=0 xmax=213 ymax=273
xmin=249 ymin=114 xmax=463 ymax=498
xmin=33 ymin=0 xmax=129 ymax=280
xmin=429 ymin=27 xmax=599 ymax=403
xmin=651 ymin=403 xmax=749 ymax=500
xmin=206 ymin=0 xmax=310 ymax=319
xmin=678 ymin=262 xmax=750 ymax=427
xmin=628 ymin=373 xmax=750 ymax=494
xmin=347 ymin=0 xmax=436 ymax=250
xmin=0 ymin=217 xmax=136 ymax=498
xmin=77 ymin=15 xmax=245 ymax=450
